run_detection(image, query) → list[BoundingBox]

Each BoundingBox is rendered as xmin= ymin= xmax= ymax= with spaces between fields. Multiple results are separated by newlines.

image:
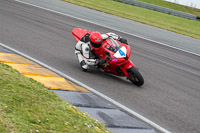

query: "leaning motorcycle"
xmin=72 ymin=28 xmax=144 ymax=86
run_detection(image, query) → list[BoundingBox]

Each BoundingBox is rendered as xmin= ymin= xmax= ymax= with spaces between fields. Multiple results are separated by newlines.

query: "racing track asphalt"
xmin=0 ymin=0 xmax=200 ymax=132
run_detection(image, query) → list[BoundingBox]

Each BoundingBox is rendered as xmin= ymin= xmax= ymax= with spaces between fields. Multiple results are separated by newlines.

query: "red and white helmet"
xmin=89 ymin=31 xmax=103 ymax=50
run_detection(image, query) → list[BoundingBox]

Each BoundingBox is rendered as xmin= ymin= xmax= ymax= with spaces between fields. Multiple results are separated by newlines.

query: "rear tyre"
xmin=127 ymin=67 xmax=144 ymax=86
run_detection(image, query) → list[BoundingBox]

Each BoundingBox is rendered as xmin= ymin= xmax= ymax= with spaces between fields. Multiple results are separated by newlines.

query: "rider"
xmin=75 ymin=31 xmax=128 ymax=71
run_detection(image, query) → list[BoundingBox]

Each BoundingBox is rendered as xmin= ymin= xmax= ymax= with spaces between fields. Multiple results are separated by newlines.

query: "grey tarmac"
xmin=0 ymin=0 xmax=200 ymax=133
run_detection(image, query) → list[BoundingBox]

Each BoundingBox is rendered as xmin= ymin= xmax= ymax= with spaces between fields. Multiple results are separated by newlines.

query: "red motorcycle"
xmin=72 ymin=28 xmax=144 ymax=86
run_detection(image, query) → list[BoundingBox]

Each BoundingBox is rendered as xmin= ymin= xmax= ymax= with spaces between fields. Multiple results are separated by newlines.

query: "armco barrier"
xmin=114 ymin=0 xmax=197 ymax=20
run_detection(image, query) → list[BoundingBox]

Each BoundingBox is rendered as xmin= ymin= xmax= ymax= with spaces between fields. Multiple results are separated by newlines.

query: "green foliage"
xmin=62 ymin=0 xmax=200 ymax=39
xmin=0 ymin=63 xmax=110 ymax=133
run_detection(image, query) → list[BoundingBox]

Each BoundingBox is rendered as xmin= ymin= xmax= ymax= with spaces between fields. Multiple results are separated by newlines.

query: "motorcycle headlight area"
xmin=113 ymin=46 xmax=127 ymax=58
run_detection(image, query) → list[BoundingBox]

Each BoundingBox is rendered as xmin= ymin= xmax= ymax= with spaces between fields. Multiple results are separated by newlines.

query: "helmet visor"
xmin=90 ymin=40 xmax=102 ymax=48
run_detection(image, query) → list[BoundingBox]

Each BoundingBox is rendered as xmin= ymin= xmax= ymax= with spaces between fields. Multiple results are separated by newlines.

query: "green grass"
xmin=0 ymin=63 xmax=110 ymax=133
xmin=62 ymin=0 xmax=200 ymax=39
xmin=137 ymin=0 xmax=200 ymax=16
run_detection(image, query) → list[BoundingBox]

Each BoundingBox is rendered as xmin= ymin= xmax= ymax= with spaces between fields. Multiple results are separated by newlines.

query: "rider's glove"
xmin=118 ymin=38 xmax=128 ymax=45
xmin=97 ymin=56 xmax=110 ymax=65
xmin=106 ymin=33 xmax=128 ymax=45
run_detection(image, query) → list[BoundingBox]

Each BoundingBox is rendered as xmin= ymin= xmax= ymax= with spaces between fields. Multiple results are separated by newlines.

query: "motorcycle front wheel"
xmin=127 ymin=67 xmax=144 ymax=86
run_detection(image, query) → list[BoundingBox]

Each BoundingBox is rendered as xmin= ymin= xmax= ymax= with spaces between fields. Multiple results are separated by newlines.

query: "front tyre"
xmin=127 ymin=67 xmax=144 ymax=86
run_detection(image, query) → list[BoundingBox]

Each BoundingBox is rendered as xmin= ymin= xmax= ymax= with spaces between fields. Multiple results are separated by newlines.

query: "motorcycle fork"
xmin=121 ymin=68 xmax=129 ymax=78
xmin=120 ymin=61 xmax=138 ymax=78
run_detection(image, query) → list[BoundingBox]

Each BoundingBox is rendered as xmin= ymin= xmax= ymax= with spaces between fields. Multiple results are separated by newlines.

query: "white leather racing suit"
xmin=75 ymin=32 xmax=124 ymax=70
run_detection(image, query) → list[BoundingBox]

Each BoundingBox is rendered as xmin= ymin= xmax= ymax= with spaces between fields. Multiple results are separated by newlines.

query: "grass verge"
xmin=0 ymin=63 xmax=110 ymax=133
xmin=62 ymin=0 xmax=200 ymax=40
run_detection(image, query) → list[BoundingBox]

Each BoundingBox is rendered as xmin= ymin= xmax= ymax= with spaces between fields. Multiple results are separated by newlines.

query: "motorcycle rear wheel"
xmin=127 ymin=67 xmax=144 ymax=86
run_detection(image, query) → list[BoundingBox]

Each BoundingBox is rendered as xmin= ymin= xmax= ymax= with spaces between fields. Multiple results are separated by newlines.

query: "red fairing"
xmin=72 ymin=28 xmax=91 ymax=42
xmin=122 ymin=61 xmax=136 ymax=69
xmin=119 ymin=42 xmax=131 ymax=58
xmin=124 ymin=44 xmax=131 ymax=60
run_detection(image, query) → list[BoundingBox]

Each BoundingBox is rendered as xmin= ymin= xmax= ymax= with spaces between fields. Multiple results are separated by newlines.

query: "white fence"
xmin=114 ymin=0 xmax=198 ymax=20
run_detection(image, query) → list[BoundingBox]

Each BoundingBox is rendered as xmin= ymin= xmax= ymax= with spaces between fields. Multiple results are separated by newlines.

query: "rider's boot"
xmin=80 ymin=60 xmax=89 ymax=71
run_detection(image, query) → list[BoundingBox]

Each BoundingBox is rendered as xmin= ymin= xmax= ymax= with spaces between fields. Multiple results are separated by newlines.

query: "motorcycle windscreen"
xmin=106 ymin=38 xmax=121 ymax=52
xmin=113 ymin=46 xmax=127 ymax=58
